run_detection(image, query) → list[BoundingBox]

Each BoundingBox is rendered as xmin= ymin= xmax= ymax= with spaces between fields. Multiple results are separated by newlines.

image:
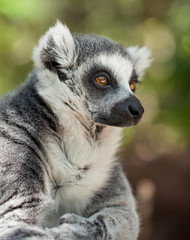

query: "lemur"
xmin=0 ymin=21 xmax=151 ymax=240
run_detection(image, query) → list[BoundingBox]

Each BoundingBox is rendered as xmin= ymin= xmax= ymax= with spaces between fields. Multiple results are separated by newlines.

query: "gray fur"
xmin=0 ymin=22 xmax=151 ymax=239
xmin=74 ymin=34 xmax=128 ymax=64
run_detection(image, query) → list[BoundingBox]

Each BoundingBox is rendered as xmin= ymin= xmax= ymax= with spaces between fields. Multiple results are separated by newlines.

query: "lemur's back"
xmin=0 ymin=77 xmax=58 ymax=227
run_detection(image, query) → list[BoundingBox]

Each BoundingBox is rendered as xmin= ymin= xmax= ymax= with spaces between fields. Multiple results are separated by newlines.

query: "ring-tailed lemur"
xmin=0 ymin=21 xmax=151 ymax=240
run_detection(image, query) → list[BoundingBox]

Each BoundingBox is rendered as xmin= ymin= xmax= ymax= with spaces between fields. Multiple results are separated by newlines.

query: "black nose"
xmin=111 ymin=95 xmax=144 ymax=122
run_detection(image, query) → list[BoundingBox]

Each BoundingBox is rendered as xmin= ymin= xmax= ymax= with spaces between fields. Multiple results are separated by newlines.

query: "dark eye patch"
xmin=87 ymin=65 xmax=118 ymax=88
xmin=129 ymin=70 xmax=140 ymax=92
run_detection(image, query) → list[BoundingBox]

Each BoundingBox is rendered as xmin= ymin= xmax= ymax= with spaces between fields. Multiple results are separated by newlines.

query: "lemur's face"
xmin=34 ymin=22 xmax=151 ymax=128
xmin=73 ymin=37 xmax=144 ymax=127
xmin=74 ymin=53 xmax=143 ymax=127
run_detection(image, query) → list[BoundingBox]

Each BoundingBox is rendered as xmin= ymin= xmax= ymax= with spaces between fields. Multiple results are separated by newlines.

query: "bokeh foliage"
xmin=1 ymin=1 xmax=190 ymax=239
xmin=0 ymin=0 xmax=190 ymax=150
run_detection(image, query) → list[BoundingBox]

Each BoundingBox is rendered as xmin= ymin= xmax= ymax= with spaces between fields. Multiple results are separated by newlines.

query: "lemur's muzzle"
xmin=109 ymin=95 xmax=144 ymax=127
xmin=93 ymin=95 xmax=144 ymax=127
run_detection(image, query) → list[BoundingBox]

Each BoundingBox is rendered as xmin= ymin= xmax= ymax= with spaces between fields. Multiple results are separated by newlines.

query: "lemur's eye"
xmin=94 ymin=72 xmax=110 ymax=87
xmin=129 ymin=81 xmax=136 ymax=92
xmin=95 ymin=76 xmax=108 ymax=86
xmin=129 ymin=70 xmax=138 ymax=92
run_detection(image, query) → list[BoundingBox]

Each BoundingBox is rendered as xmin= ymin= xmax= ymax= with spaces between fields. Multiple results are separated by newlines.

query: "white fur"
xmin=36 ymin=71 xmax=122 ymax=227
xmin=127 ymin=46 xmax=152 ymax=78
xmin=42 ymin=126 xmax=121 ymax=227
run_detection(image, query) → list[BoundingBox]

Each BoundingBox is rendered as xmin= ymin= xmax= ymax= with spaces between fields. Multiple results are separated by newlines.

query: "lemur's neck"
xmin=34 ymin=71 xmax=122 ymax=219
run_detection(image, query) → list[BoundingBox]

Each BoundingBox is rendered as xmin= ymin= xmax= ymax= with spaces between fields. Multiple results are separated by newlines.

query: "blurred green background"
xmin=0 ymin=0 xmax=190 ymax=239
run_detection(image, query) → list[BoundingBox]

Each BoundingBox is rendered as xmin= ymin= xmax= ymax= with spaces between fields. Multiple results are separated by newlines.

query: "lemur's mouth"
xmin=93 ymin=116 xmax=142 ymax=128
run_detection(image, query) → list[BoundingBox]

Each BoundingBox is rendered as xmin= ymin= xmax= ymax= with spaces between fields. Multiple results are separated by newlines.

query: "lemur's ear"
xmin=126 ymin=46 xmax=152 ymax=78
xmin=33 ymin=21 xmax=77 ymax=74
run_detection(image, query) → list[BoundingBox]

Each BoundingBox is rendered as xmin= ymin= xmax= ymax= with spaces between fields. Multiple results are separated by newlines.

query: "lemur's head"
xmin=33 ymin=21 xmax=151 ymax=127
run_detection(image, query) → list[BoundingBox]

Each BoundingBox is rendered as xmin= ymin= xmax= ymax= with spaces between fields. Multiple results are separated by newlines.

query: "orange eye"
xmin=130 ymin=81 xmax=136 ymax=91
xmin=95 ymin=76 xmax=108 ymax=86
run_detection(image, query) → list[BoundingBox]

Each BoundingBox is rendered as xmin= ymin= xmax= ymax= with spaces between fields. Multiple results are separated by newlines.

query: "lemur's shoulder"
xmin=0 ymin=75 xmax=58 ymax=146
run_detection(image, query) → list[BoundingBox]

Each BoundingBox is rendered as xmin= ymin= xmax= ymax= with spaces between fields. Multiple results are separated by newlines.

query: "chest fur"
xmin=42 ymin=126 xmax=121 ymax=226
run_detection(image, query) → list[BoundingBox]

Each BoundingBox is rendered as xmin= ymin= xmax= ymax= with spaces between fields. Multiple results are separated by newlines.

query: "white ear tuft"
xmin=33 ymin=21 xmax=77 ymax=71
xmin=127 ymin=46 xmax=152 ymax=78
